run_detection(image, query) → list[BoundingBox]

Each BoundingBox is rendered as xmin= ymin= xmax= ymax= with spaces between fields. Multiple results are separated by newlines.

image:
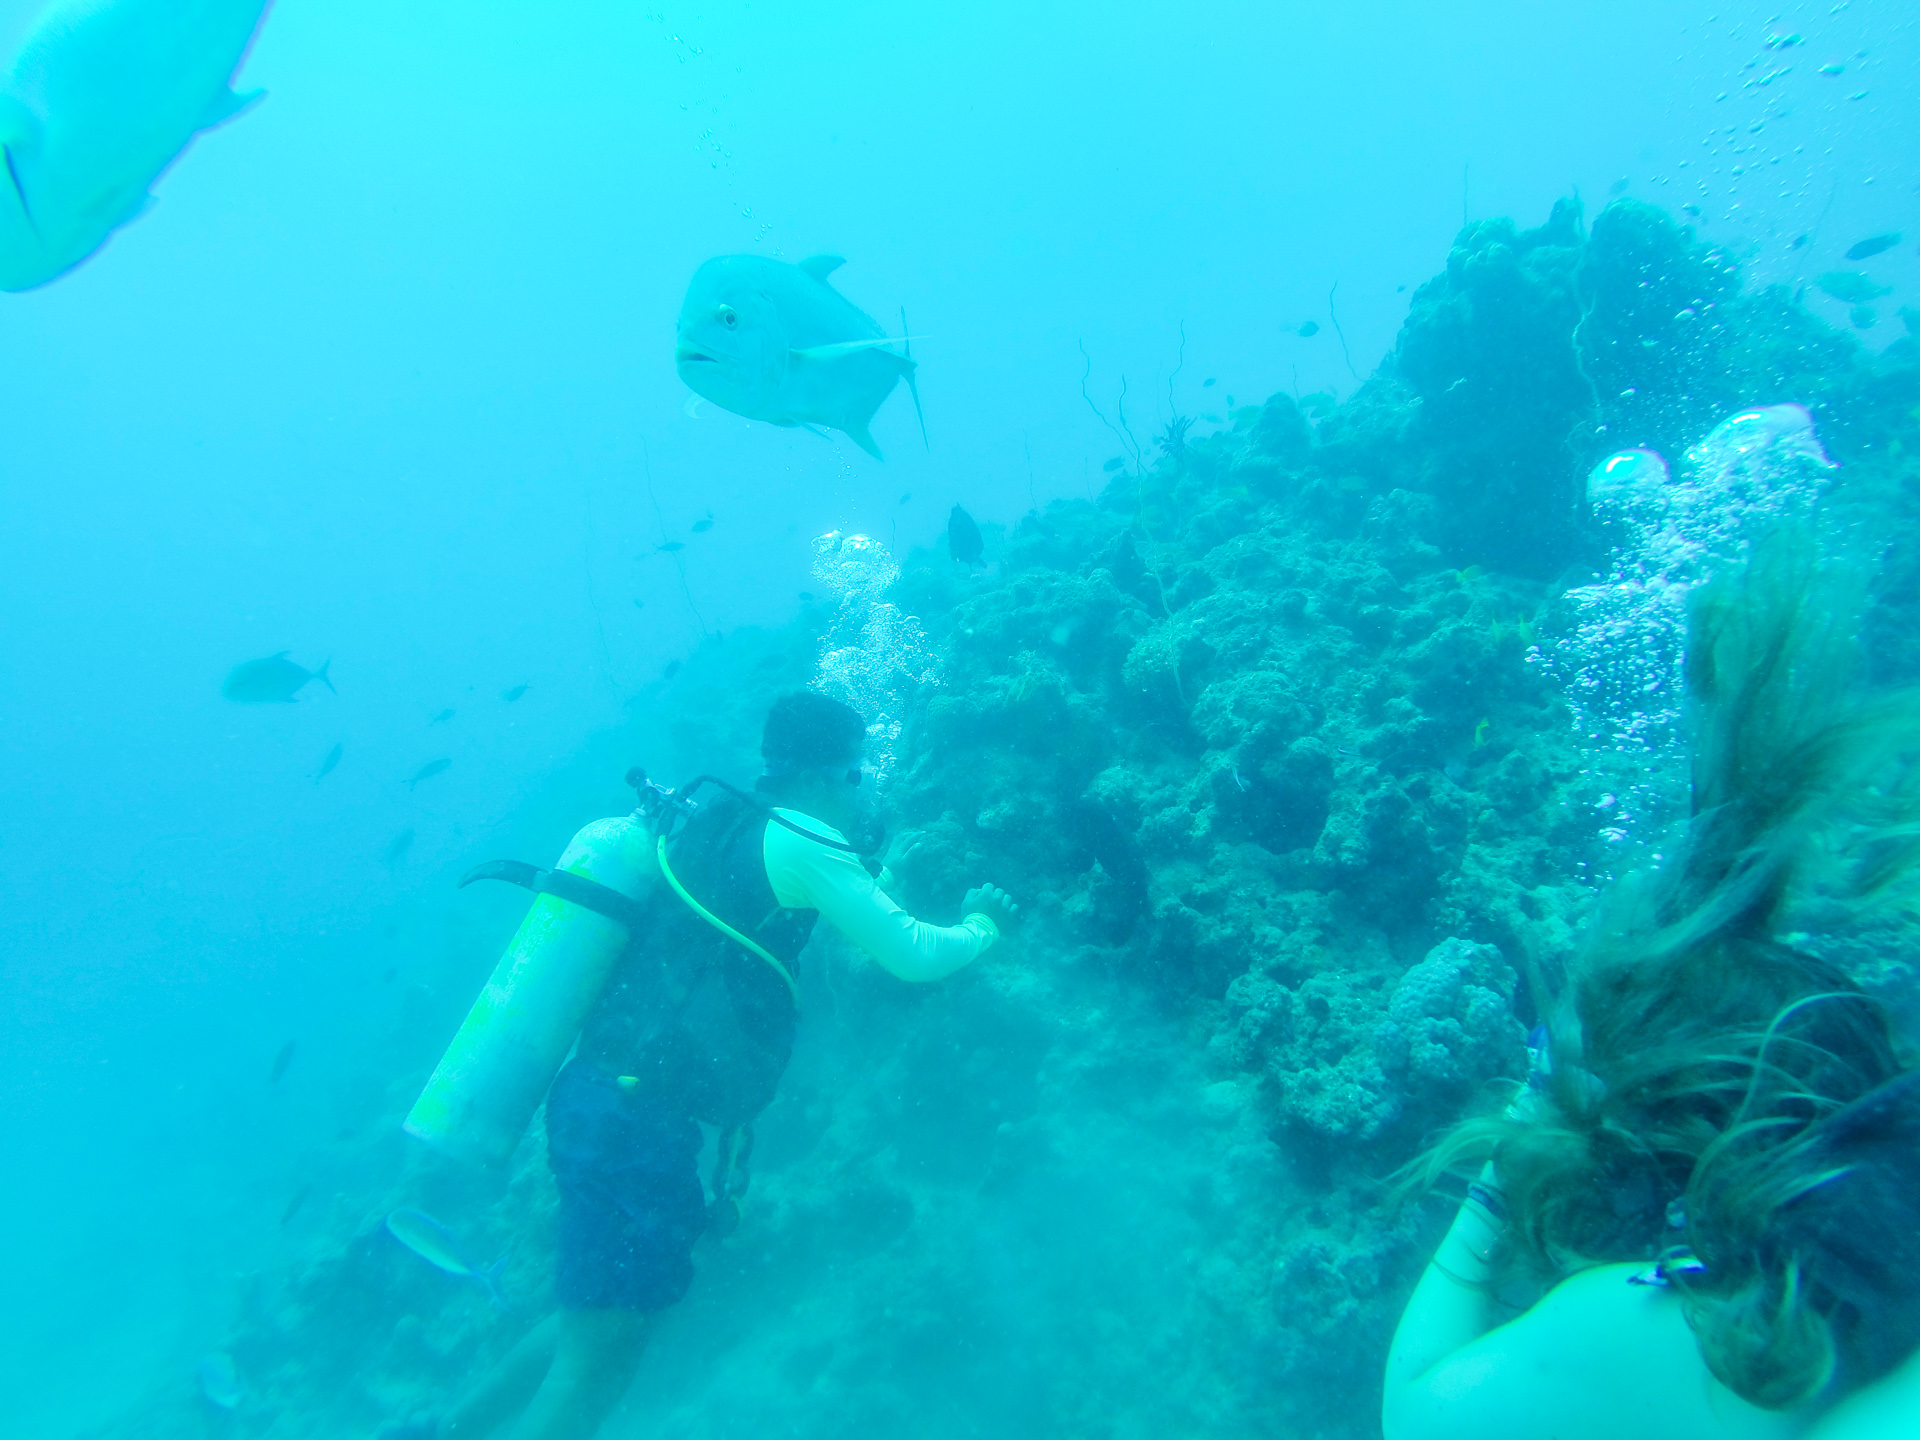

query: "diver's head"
xmin=756 ymin=691 xmax=871 ymax=841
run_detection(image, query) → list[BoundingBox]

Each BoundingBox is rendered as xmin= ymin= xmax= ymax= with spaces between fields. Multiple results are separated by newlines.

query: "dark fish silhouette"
xmin=1295 ymin=320 xmax=1320 ymax=337
xmin=312 ymin=742 xmax=343 ymax=783
xmin=1790 ymin=233 xmax=1810 ymax=250
xmin=1845 ymin=232 xmax=1901 ymax=260
xmin=691 ymin=516 xmax=714 ymax=533
xmin=269 ymin=1039 xmax=297 ymax=1083
xmin=653 ymin=541 xmax=684 ymax=554
xmin=383 ymin=828 xmax=415 ymax=865
xmin=279 ymin=1184 xmax=312 ymax=1227
xmin=405 ymin=759 xmax=449 ymax=791
xmin=948 ymin=505 xmax=984 ymax=570
xmin=222 ymin=652 xmax=333 ymax=704
xmin=798 ymin=591 xmax=815 ymax=602
xmin=429 ymin=708 xmax=455 ymax=725
xmin=1102 ymin=457 xmax=1125 ymax=473
xmin=501 ymin=684 xmax=529 ymax=702
xmin=662 ymin=660 xmax=683 ymax=680
xmin=1818 ymin=270 xmax=1892 ymax=303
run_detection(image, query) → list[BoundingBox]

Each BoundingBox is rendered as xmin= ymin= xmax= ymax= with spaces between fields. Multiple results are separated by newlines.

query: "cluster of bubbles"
xmin=808 ymin=531 xmax=942 ymax=788
xmin=1538 ymin=404 xmax=1836 ymax=861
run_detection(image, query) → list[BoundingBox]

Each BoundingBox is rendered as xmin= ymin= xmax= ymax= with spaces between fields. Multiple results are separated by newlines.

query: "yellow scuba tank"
xmin=404 ymin=806 xmax=659 ymax=1167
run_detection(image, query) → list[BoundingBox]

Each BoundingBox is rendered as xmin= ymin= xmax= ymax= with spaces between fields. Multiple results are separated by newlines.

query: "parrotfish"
xmin=674 ymin=253 xmax=925 ymax=459
xmin=1844 ymin=232 xmax=1901 ymax=261
xmin=0 ymin=0 xmax=274 ymax=291
xmin=385 ymin=1208 xmax=505 ymax=1306
xmin=1817 ymin=270 xmax=1892 ymax=304
xmin=222 ymin=652 xmax=333 ymax=703
xmin=948 ymin=504 xmax=984 ymax=569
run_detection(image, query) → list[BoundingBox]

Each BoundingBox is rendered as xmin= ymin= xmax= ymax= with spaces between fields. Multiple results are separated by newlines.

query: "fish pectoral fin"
xmin=198 ymin=86 xmax=265 ymax=132
xmin=845 ymin=425 xmax=883 ymax=460
xmin=797 ymin=253 xmax=845 ymax=282
xmin=790 ymin=336 xmax=927 ymax=361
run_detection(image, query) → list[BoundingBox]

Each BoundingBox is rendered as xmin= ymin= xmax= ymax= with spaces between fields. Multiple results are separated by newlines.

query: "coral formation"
xmin=98 ymin=200 xmax=1920 ymax=1440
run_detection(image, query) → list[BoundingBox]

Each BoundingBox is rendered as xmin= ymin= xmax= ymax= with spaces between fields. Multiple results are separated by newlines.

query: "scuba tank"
xmin=403 ymin=772 xmax=689 ymax=1167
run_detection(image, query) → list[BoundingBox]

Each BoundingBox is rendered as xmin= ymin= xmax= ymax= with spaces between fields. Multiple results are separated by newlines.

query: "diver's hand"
xmin=963 ymin=883 xmax=1019 ymax=932
xmin=883 ymin=829 xmax=926 ymax=872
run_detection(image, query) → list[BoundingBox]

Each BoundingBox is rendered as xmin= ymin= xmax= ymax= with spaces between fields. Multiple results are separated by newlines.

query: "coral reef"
xmin=98 ymin=200 xmax=1920 ymax=1440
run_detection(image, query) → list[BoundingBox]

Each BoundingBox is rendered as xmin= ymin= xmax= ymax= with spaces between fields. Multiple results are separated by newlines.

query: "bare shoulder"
xmin=1394 ymin=1263 xmax=1805 ymax=1440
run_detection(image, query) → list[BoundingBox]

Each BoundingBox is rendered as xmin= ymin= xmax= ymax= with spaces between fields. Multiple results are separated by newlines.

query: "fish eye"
xmin=717 ymin=304 xmax=738 ymax=327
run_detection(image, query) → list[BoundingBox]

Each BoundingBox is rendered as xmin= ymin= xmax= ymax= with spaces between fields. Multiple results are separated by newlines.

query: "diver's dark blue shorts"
xmin=545 ymin=1061 xmax=706 ymax=1312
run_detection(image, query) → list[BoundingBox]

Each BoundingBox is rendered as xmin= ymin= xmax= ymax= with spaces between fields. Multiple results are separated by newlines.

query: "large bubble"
xmin=808 ymin=531 xmax=941 ymax=788
xmin=1539 ymin=404 xmax=1834 ymax=856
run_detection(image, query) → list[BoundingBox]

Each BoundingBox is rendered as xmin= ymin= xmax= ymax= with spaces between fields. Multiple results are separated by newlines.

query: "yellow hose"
xmin=655 ymin=836 xmax=800 ymax=1004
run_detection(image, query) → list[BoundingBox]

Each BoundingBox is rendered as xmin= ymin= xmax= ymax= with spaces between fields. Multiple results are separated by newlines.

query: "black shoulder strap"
xmin=458 ymin=859 xmax=652 ymax=931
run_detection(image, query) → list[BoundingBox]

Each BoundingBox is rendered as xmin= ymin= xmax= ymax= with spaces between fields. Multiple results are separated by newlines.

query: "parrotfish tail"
xmin=314 ymin=658 xmax=335 ymax=694
xmin=901 ymin=306 xmax=928 ymax=450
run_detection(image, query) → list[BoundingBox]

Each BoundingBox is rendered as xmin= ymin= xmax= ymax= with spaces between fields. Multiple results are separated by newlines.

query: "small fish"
xmin=897 ymin=491 xmax=911 ymax=504
xmin=197 ymin=1352 xmax=243 ymax=1411
xmin=1473 ymin=718 xmax=1491 ymax=747
xmin=1844 ymin=232 xmax=1901 ymax=260
xmin=222 ymin=652 xmax=333 ymax=704
xmin=268 ymin=1039 xmax=297 ymax=1083
xmin=1295 ymin=320 xmax=1320 ymax=338
xmin=1231 ymin=766 xmax=1249 ymax=793
xmin=632 ymin=599 xmax=645 ymax=609
xmin=429 ymin=708 xmax=455 ymax=725
xmin=1608 ymin=178 xmax=1630 ymax=196
xmin=385 ymin=1208 xmax=506 ymax=1306
xmin=948 ymin=504 xmax=984 ymax=570
xmin=1102 ymin=456 xmax=1125 ymax=473
xmin=1818 ymin=270 xmax=1893 ymax=303
xmin=1819 ymin=61 xmax=1845 ymax=75
xmin=279 ymin=1183 xmax=312 ymax=1227
xmin=383 ymin=828 xmax=415 ymax=865
xmin=1202 ymin=377 xmax=1216 ymax=388
xmin=1681 ymin=204 xmax=1701 ymax=218
xmin=1789 ymin=232 xmax=1810 ymax=250
xmin=501 ymin=683 xmax=529 ymax=702
xmin=313 ymin=742 xmax=344 ymax=783
xmin=690 ymin=516 xmax=714 ymax=533
xmin=662 ymin=660 xmax=682 ymax=680
xmin=654 ymin=541 xmax=684 ymax=554
xmin=405 ymin=759 xmax=450 ymax=791
xmin=797 ymin=591 xmax=815 ymax=602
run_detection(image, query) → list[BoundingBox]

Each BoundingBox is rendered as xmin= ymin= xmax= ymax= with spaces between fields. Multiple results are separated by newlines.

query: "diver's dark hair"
xmin=761 ymin=691 xmax=866 ymax=773
xmin=1402 ymin=524 xmax=1920 ymax=1410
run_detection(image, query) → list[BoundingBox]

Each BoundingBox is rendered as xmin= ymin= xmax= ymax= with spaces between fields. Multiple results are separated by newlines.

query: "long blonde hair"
xmin=1407 ymin=527 xmax=1920 ymax=1408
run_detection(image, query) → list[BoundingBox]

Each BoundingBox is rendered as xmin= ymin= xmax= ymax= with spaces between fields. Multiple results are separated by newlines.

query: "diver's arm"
xmin=1382 ymin=1171 xmax=1509 ymax=1437
xmin=765 ymin=819 xmax=998 ymax=981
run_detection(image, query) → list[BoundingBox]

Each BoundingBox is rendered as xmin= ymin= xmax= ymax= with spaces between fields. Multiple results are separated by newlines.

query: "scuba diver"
xmin=409 ymin=692 xmax=1016 ymax=1440
xmin=1382 ymin=531 xmax=1920 ymax=1440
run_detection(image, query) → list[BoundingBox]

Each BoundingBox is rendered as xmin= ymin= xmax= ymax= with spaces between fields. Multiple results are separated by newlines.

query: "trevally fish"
xmin=0 ymin=0 xmax=273 ymax=291
xmin=405 ymin=758 xmax=450 ymax=791
xmin=675 ymin=253 xmax=925 ymax=459
xmin=312 ymin=741 xmax=343 ymax=783
xmin=222 ymin=651 xmax=333 ymax=703
xmin=385 ymin=1208 xmax=505 ymax=1305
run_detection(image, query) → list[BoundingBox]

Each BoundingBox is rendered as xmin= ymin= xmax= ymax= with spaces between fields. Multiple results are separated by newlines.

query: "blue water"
xmin=1 ymin=2 xmax=1916 ymax=1436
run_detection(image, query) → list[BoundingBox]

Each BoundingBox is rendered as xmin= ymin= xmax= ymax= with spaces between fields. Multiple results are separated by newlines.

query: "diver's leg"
xmin=440 ymin=1313 xmax=562 ymax=1439
xmin=502 ymin=1309 xmax=651 ymax=1440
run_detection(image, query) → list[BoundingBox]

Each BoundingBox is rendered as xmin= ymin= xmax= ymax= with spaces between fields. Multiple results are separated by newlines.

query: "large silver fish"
xmin=0 ymin=0 xmax=273 ymax=291
xmin=674 ymin=253 xmax=924 ymax=459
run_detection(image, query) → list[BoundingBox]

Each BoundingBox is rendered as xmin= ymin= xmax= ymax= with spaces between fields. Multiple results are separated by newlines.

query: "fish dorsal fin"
xmin=798 ymin=254 xmax=845 ymax=283
xmin=198 ymin=87 xmax=264 ymax=133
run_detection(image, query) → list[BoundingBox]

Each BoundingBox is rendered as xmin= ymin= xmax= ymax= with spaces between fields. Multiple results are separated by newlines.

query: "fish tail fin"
xmin=314 ymin=659 xmax=335 ymax=694
xmin=482 ymin=1256 xmax=508 ymax=1309
xmin=847 ymin=425 xmax=884 ymax=460
xmin=901 ymin=306 xmax=928 ymax=451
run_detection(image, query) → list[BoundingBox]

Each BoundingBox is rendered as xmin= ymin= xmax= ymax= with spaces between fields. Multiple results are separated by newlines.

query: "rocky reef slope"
xmin=112 ymin=201 xmax=1920 ymax=1440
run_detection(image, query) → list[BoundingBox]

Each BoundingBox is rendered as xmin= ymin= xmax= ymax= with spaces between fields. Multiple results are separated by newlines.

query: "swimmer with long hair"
xmin=1385 ymin=528 xmax=1920 ymax=1440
